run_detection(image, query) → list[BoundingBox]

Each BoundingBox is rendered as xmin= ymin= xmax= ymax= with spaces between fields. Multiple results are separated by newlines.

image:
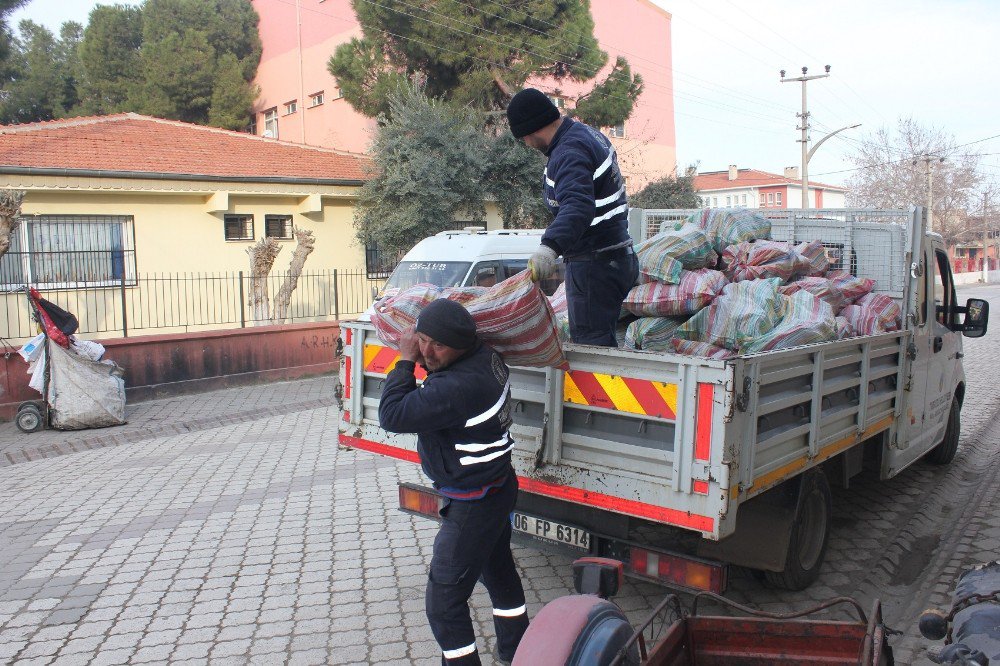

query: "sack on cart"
xmin=47 ymin=342 xmax=126 ymax=429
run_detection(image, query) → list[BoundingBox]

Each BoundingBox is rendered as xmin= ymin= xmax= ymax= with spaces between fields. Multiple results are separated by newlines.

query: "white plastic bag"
xmin=18 ymin=333 xmax=45 ymax=363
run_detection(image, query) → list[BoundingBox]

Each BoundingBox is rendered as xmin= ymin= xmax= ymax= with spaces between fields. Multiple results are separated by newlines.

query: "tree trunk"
xmin=246 ymin=237 xmax=281 ymax=324
xmin=0 ymin=190 xmax=25 ymax=260
xmin=271 ymin=228 xmax=315 ymax=324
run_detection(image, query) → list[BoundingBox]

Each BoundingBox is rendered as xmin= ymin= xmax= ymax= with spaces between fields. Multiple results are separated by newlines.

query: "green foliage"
xmin=0 ymin=20 xmax=81 ymax=124
xmin=629 ymin=169 xmax=702 ymax=210
xmin=355 ymin=85 xmax=549 ymax=258
xmin=329 ymin=0 xmax=640 ymax=126
xmin=0 ymin=0 xmax=28 ymax=85
xmin=209 ymin=53 xmax=258 ymax=130
xmin=77 ymin=4 xmax=143 ymax=115
xmin=5 ymin=0 xmax=260 ymax=128
xmin=573 ymin=57 xmax=644 ymax=129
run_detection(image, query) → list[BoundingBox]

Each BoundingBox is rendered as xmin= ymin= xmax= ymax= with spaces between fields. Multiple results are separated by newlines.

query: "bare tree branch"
xmin=0 ymin=190 xmax=25 ymax=260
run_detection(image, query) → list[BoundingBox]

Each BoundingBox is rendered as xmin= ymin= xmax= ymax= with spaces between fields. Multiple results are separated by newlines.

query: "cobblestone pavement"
xmin=1 ymin=283 xmax=999 ymax=665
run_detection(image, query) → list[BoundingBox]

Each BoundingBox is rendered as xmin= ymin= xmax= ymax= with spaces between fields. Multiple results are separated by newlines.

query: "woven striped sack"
xmin=461 ymin=270 xmax=567 ymax=368
xmin=623 ymin=316 xmax=688 ymax=351
xmin=675 ymin=278 xmax=784 ymax=351
xmin=827 ymin=271 xmax=875 ymax=304
xmin=835 ymin=316 xmax=855 ymax=339
xmin=372 ymin=283 xmax=442 ymax=348
xmin=670 ymin=339 xmax=737 ymax=360
xmin=723 ymin=240 xmax=810 ymax=283
xmin=635 ymin=224 xmax=718 ymax=284
xmin=779 ymin=276 xmax=848 ymax=313
xmin=547 ymin=283 xmax=571 ymax=342
xmin=795 ymin=240 xmax=830 ymax=276
xmin=741 ymin=291 xmax=838 ymax=355
xmin=686 ymin=207 xmax=771 ymax=253
xmin=839 ymin=294 xmax=902 ymax=335
xmin=623 ymin=268 xmax=727 ymax=317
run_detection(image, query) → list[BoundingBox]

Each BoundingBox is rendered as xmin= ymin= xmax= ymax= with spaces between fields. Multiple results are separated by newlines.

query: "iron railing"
xmin=1 ymin=269 xmax=387 ymax=342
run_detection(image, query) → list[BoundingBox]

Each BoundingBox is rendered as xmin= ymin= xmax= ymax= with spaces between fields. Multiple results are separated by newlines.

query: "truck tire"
xmin=924 ymin=397 xmax=960 ymax=466
xmin=764 ymin=469 xmax=832 ymax=591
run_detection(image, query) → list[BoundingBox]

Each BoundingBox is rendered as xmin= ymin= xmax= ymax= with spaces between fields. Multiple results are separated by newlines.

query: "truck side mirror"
xmin=959 ymin=298 xmax=989 ymax=338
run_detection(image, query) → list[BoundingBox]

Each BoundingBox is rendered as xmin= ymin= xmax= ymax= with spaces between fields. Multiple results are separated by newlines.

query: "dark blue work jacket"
xmin=379 ymin=341 xmax=513 ymax=498
xmin=540 ymin=117 xmax=631 ymax=258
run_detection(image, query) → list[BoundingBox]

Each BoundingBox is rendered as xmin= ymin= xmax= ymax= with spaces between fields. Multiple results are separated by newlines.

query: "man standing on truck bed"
xmin=378 ymin=298 xmax=529 ymax=666
xmin=507 ymin=87 xmax=639 ymax=347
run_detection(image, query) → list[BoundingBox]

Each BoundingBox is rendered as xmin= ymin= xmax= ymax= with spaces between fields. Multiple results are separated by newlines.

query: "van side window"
xmin=468 ymin=261 xmax=500 ymax=288
xmin=934 ymin=248 xmax=956 ymax=328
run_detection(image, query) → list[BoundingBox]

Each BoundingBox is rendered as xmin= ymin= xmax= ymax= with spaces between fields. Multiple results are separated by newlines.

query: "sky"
xmin=9 ymin=0 xmax=1000 ymax=188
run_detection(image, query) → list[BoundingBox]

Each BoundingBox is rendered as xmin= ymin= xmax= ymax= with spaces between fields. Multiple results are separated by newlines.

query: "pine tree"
xmin=0 ymin=20 xmax=81 ymax=124
xmin=208 ymin=52 xmax=258 ymax=130
xmin=76 ymin=4 xmax=143 ymax=115
xmin=328 ymin=0 xmax=642 ymax=127
xmin=630 ymin=169 xmax=702 ymax=210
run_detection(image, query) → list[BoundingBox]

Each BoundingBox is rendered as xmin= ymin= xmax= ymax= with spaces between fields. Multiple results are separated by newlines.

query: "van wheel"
xmin=924 ymin=397 xmax=960 ymax=466
xmin=764 ymin=470 xmax=831 ymax=591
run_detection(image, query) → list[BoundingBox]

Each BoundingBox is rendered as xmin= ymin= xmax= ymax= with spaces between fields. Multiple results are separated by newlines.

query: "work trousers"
xmin=565 ymin=246 xmax=639 ymax=346
xmin=427 ymin=473 xmax=528 ymax=665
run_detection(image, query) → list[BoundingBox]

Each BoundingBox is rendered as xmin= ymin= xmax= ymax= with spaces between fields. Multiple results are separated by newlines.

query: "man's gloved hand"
xmin=528 ymin=245 xmax=558 ymax=282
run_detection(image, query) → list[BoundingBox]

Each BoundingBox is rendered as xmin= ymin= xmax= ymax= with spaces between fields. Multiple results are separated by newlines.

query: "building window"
xmin=712 ymin=197 xmax=718 ymax=207
xmin=725 ymin=196 xmax=731 ymax=207
xmin=284 ymin=100 xmax=297 ymax=115
xmin=308 ymin=91 xmax=324 ymax=107
xmin=247 ymin=115 xmax=257 ymax=135
xmin=608 ymin=123 xmax=626 ymax=138
xmin=224 ymin=214 xmax=254 ymax=241
xmin=365 ymin=243 xmax=396 ymax=278
xmin=776 ymin=192 xmax=783 ymax=206
xmin=331 ymin=85 xmax=343 ymax=100
xmin=741 ymin=194 xmax=747 ymax=205
xmin=265 ymin=215 xmax=293 ymax=240
xmin=547 ymin=95 xmax=565 ymax=109
xmin=767 ymin=193 xmax=774 ymax=205
xmin=0 ymin=215 xmax=136 ymax=288
xmin=263 ymin=108 xmax=278 ymax=138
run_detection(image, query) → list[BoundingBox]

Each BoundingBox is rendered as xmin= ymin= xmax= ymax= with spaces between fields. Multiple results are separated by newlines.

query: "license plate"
xmin=511 ymin=512 xmax=591 ymax=550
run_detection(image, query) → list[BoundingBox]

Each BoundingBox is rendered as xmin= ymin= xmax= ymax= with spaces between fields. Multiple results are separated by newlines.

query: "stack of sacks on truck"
xmin=610 ymin=209 xmax=903 ymax=359
xmin=372 ymin=270 xmax=568 ymax=368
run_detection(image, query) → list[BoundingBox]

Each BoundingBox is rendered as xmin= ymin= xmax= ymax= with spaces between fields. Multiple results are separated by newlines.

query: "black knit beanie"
xmin=415 ymin=299 xmax=477 ymax=350
xmin=506 ymin=88 xmax=560 ymax=138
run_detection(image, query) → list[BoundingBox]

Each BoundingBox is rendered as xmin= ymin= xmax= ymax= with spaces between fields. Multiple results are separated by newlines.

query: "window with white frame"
xmin=741 ymin=194 xmax=747 ymax=205
xmin=247 ymin=115 xmax=257 ymax=135
xmin=263 ymin=108 xmax=278 ymax=138
xmin=767 ymin=193 xmax=774 ymax=205
xmin=284 ymin=100 xmax=297 ymax=115
xmin=776 ymin=192 xmax=783 ymax=206
xmin=608 ymin=122 xmax=626 ymax=138
xmin=0 ymin=215 xmax=136 ymax=288
xmin=725 ymin=195 xmax=731 ymax=207
xmin=308 ymin=91 xmax=324 ymax=107
xmin=224 ymin=214 xmax=254 ymax=241
xmin=265 ymin=214 xmax=293 ymax=240
xmin=547 ymin=95 xmax=565 ymax=110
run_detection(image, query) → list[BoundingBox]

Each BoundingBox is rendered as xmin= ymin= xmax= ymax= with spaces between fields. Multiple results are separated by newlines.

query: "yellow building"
xmin=0 ymin=113 xmax=380 ymax=340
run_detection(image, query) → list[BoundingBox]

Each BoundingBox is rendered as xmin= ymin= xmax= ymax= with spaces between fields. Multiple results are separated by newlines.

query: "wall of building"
xmin=0 ymin=321 xmax=339 ymax=421
xmin=249 ymin=0 xmax=678 ymax=192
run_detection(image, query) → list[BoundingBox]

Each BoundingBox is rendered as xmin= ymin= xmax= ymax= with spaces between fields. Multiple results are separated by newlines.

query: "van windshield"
xmin=384 ymin=261 xmax=472 ymax=290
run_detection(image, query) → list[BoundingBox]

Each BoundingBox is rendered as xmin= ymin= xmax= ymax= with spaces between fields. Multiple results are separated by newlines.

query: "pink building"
xmin=249 ymin=0 xmax=677 ymax=192
xmin=694 ymin=166 xmax=847 ymax=210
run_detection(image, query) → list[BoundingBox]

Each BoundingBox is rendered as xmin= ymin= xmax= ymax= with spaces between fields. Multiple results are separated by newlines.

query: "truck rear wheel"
xmin=924 ymin=397 xmax=960 ymax=466
xmin=764 ymin=469 xmax=831 ymax=591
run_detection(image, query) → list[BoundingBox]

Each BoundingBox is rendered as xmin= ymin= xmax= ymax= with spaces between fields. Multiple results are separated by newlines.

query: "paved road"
xmin=1 ymin=283 xmax=998 ymax=665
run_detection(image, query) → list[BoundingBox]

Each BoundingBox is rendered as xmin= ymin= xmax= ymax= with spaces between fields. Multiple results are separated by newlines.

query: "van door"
xmin=923 ymin=244 xmax=961 ymax=441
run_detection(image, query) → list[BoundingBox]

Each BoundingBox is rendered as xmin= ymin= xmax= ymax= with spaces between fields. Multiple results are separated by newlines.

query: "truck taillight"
xmin=398 ymin=484 xmax=445 ymax=518
xmin=628 ymin=546 xmax=727 ymax=594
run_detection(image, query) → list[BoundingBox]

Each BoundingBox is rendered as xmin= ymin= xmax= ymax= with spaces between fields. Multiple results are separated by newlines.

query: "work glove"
xmin=528 ymin=245 xmax=558 ymax=282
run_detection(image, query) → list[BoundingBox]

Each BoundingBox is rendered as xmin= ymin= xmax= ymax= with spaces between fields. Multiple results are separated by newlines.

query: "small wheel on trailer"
xmin=17 ymin=400 xmax=42 ymax=414
xmin=15 ymin=404 xmax=45 ymax=433
xmin=764 ymin=469 xmax=832 ymax=591
xmin=924 ymin=396 xmax=960 ymax=466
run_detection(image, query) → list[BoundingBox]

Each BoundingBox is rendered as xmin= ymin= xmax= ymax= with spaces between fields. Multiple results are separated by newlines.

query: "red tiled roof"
xmin=694 ymin=168 xmax=845 ymax=192
xmin=0 ymin=113 xmax=371 ymax=182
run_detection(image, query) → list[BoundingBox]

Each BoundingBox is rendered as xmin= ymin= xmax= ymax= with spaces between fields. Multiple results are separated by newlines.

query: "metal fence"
xmin=1 ymin=269 xmax=386 ymax=343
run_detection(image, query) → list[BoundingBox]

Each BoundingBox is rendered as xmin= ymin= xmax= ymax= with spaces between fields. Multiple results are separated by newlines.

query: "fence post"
xmin=238 ymin=271 xmax=246 ymax=328
xmin=332 ymin=269 xmax=339 ymax=321
xmin=119 ymin=270 xmax=128 ymax=338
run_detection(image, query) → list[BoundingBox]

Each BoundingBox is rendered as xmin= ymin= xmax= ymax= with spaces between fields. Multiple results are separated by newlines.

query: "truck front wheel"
xmin=765 ymin=469 xmax=832 ymax=591
xmin=924 ymin=396 xmax=960 ymax=466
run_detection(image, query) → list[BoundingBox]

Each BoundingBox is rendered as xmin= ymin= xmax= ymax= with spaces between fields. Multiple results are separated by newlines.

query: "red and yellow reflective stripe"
xmin=564 ymin=370 xmax=677 ymax=420
xmin=363 ymin=344 xmax=427 ymax=380
xmin=692 ymin=382 xmax=715 ymax=495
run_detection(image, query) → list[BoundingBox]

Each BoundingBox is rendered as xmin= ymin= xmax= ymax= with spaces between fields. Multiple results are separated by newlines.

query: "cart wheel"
xmin=17 ymin=401 xmax=41 ymax=414
xmin=15 ymin=404 xmax=44 ymax=433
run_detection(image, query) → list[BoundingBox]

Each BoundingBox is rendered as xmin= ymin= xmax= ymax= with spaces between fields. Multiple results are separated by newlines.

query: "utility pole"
xmin=781 ymin=65 xmax=830 ymax=209
xmin=913 ymin=155 xmax=945 ymax=232
xmin=984 ymin=191 xmax=991 ymax=283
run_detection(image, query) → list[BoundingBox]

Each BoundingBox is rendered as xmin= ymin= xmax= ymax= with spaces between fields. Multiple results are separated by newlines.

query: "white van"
xmin=375 ymin=227 xmax=563 ymax=300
